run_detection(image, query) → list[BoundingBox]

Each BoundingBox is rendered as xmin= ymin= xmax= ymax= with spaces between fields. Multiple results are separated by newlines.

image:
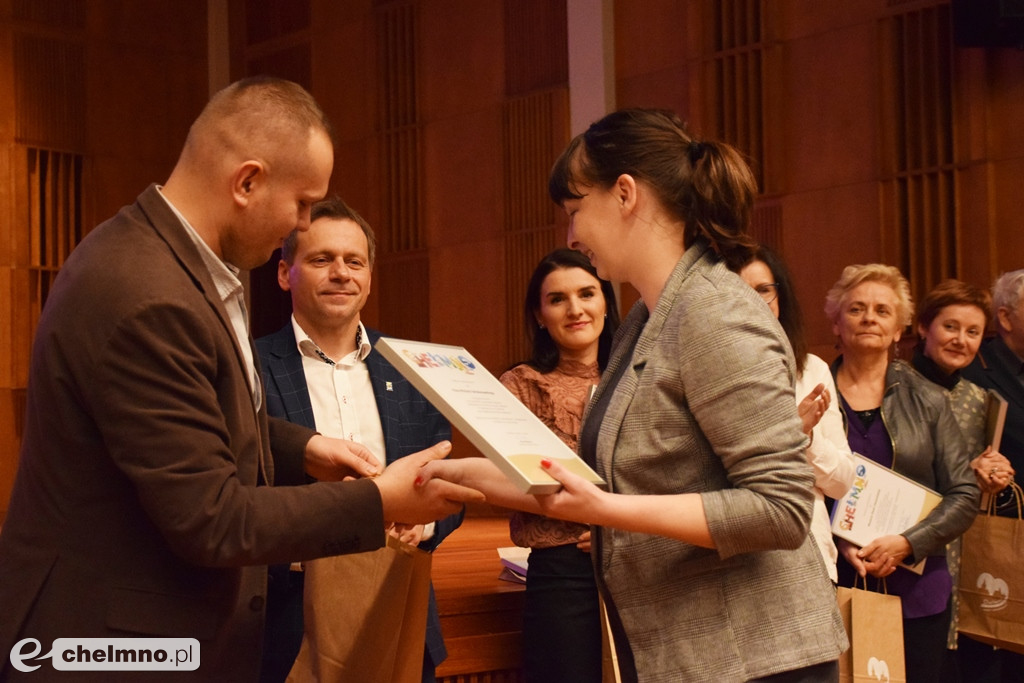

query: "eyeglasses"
xmin=754 ymin=283 xmax=779 ymax=305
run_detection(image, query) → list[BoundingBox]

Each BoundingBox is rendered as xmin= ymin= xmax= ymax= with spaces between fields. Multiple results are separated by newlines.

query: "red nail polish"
xmin=540 ymin=459 xmax=552 ymax=468
xmin=414 ymin=476 xmax=423 ymax=486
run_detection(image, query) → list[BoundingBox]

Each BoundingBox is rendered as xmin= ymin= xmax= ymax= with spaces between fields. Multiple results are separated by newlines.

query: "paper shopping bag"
xmin=958 ymin=483 xmax=1024 ymax=654
xmin=837 ymin=584 xmax=906 ymax=683
xmin=287 ymin=535 xmax=432 ymax=683
xmin=599 ymin=593 xmax=622 ymax=683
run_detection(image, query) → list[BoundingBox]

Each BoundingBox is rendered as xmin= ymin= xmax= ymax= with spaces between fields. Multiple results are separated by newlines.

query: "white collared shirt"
xmin=292 ymin=319 xmax=434 ymax=540
xmin=291 ymin=317 xmax=386 ymax=463
xmin=157 ymin=188 xmax=262 ymax=410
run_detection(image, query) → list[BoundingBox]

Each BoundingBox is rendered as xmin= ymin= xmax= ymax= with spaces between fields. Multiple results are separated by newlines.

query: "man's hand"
xmin=304 ymin=434 xmax=383 ymax=481
xmin=373 ymin=441 xmax=485 ymax=525
xmin=387 ymin=523 xmax=425 ymax=546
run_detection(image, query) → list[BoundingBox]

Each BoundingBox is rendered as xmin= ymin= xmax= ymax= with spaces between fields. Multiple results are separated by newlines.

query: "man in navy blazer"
xmin=255 ymin=195 xmax=463 ymax=682
xmin=963 ymin=268 xmax=1024 ymax=506
xmin=960 ymin=268 xmax=1024 ymax=680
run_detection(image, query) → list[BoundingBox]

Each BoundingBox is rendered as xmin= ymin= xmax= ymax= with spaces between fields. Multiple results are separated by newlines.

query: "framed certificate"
xmin=985 ymin=389 xmax=1008 ymax=452
xmin=375 ymin=336 xmax=606 ymax=494
xmin=830 ymin=454 xmax=942 ymax=574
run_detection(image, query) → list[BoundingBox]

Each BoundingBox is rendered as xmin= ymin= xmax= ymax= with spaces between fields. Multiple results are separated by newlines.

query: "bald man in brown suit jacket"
xmin=0 ymin=77 xmax=478 ymax=681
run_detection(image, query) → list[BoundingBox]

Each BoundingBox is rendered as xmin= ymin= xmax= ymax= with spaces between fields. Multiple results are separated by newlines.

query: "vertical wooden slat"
xmin=724 ymin=0 xmax=735 ymax=50
xmin=56 ymin=153 xmax=67 ymax=265
xmin=703 ymin=1 xmax=769 ymax=193
xmin=882 ymin=6 xmax=958 ymax=292
xmin=28 ymin=149 xmax=40 ymax=268
xmin=502 ymin=1 xmax=569 ymax=366
xmin=376 ymin=2 xmax=422 ymax=256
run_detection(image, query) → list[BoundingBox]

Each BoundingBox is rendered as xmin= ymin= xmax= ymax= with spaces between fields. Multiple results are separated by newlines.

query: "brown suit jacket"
xmin=0 ymin=185 xmax=385 ymax=681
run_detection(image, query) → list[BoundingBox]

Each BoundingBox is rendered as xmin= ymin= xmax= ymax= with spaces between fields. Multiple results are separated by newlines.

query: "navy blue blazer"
xmin=256 ymin=322 xmax=462 ymax=672
xmin=962 ymin=335 xmax=1024 ymax=487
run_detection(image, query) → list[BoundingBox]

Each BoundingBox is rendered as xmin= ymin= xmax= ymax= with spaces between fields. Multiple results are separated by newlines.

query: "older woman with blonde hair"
xmin=826 ymin=264 xmax=979 ymax=683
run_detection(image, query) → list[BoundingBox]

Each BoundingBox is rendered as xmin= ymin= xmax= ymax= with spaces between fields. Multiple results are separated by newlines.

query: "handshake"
xmin=304 ymin=436 xmax=485 ymax=528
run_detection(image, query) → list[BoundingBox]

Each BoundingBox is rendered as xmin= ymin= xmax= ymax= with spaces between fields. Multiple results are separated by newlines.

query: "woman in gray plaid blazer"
xmin=421 ymin=109 xmax=848 ymax=682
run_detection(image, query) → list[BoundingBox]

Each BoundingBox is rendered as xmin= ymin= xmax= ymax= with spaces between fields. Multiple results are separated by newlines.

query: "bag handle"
xmin=852 ymin=574 xmax=889 ymax=594
xmin=985 ymin=481 xmax=1024 ymax=519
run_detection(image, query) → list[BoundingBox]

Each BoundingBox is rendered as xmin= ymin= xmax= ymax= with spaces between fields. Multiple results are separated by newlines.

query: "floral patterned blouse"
xmin=499 ymin=359 xmax=599 ymax=548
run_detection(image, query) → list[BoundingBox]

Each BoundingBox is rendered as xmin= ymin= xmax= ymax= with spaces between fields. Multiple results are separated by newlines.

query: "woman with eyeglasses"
xmin=738 ymin=246 xmax=856 ymax=584
xmin=826 ymin=264 xmax=979 ymax=683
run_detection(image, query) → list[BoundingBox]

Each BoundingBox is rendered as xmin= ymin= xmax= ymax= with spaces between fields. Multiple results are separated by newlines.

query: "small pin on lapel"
xmin=385 ymin=381 xmax=393 ymax=392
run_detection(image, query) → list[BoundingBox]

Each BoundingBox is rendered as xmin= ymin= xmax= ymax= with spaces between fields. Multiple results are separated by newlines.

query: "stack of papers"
xmin=497 ymin=546 xmax=530 ymax=584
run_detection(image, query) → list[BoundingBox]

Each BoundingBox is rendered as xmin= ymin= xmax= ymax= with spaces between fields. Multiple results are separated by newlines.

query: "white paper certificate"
xmin=830 ymin=454 xmax=942 ymax=568
xmin=375 ymin=336 xmax=606 ymax=494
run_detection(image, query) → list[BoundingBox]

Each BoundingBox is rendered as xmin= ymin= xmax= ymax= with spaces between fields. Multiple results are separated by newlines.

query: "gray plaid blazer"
xmin=587 ymin=241 xmax=848 ymax=682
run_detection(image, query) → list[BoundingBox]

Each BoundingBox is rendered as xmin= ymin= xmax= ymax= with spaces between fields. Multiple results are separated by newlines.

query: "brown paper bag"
xmin=287 ymin=535 xmax=432 ymax=683
xmin=599 ymin=593 xmax=622 ymax=683
xmin=837 ymin=583 xmax=906 ymax=683
xmin=958 ymin=483 xmax=1024 ymax=654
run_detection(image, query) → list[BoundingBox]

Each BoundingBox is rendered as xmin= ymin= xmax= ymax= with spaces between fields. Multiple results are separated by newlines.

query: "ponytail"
xmin=683 ymin=139 xmax=759 ymax=271
xmin=548 ymin=109 xmax=760 ymax=270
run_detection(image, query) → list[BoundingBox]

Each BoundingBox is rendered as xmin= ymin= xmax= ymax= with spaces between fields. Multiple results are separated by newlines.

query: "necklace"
xmin=309 ymin=326 xmax=363 ymax=366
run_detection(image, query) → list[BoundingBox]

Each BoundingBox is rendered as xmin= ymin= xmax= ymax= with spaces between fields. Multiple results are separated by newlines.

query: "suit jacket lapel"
xmin=137 ymin=185 xmax=248 ymax=382
xmin=982 ymin=340 xmax=1024 ymax=408
xmin=264 ymin=326 xmax=317 ymax=431
xmin=364 ymin=329 xmax=399 ymax=465
xmin=586 ymin=243 xmax=706 ymax=487
xmin=134 ymin=184 xmax=272 ymax=482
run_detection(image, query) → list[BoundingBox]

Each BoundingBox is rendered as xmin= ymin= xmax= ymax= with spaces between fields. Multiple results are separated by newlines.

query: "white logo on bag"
xmin=867 ymin=656 xmax=890 ymax=682
xmin=977 ymin=571 xmax=1010 ymax=611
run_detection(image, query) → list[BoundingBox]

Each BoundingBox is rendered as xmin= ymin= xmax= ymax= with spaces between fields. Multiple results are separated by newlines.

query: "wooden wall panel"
xmin=244 ymin=0 xmax=311 ymax=45
xmin=782 ymin=21 xmax=880 ymax=193
xmin=984 ymin=50 xmax=1024 ymax=158
xmin=0 ymin=1 xmax=207 ymax=521
xmin=502 ymin=92 xmax=565 ymax=233
xmin=501 ymin=90 xmax=570 ymax=363
xmin=879 ymin=5 xmax=961 ymax=304
xmin=989 ymin=157 xmax=1024 ymax=277
xmin=614 ymin=0 xmax=689 ymax=80
xmin=417 ymin=0 xmax=505 ymax=119
xmin=13 ymin=35 xmax=85 ymax=151
xmin=4 ymin=0 xmax=1024 ymax=520
xmin=504 ymin=0 xmax=567 ymax=95
xmin=378 ymin=251 xmax=430 ymax=343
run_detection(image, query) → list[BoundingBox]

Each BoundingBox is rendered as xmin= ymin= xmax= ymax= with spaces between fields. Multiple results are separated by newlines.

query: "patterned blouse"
xmin=911 ymin=347 xmax=987 ymax=647
xmin=499 ymin=359 xmax=599 ymax=548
